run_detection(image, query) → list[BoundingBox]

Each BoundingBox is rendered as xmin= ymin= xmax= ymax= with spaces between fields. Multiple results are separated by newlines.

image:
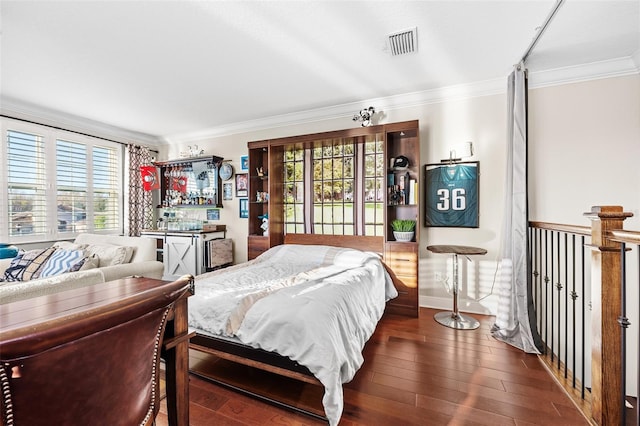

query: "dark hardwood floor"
xmin=156 ymin=307 xmax=589 ymax=425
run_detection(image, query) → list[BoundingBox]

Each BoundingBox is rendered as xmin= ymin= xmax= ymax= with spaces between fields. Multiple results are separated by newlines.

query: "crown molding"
xmin=528 ymin=56 xmax=640 ymax=89
xmin=163 ymin=77 xmax=507 ymax=144
xmin=0 ymin=96 xmax=162 ymax=146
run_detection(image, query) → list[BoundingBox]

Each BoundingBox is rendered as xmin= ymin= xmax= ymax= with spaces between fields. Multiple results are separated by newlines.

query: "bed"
xmin=187 ymin=234 xmax=397 ymax=425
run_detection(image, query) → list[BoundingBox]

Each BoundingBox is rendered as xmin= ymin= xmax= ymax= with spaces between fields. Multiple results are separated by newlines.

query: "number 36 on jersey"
xmin=424 ymin=162 xmax=479 ymax=228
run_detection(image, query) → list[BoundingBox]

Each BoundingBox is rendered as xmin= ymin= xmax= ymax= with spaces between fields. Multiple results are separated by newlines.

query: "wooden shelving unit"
xmin=245 ymin=120 xmax=420 ymax=316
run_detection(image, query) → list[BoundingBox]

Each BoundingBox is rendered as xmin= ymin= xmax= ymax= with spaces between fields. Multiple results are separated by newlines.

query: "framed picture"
xmin=235 ymin=173 xmax=248 ymax=197
xmin=424 ymin=161 xmax=479 ymax=228
xmin=239 ymin=198 xmax=249 ymax=218
xmin=240 ymin=155 xmax=249 ymax=171
xmin=223 ymin=182 xmax=233 ymax=200
xmin=206 ymin=208 xmax=220 ymax=221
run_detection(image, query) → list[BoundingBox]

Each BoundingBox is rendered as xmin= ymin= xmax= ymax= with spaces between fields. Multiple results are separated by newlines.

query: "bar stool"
xmin=427 ymin=244 xmax=487 ymax=330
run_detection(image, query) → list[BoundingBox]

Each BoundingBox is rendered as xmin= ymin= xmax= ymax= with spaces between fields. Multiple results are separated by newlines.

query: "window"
xmin=2 ymin=119 xmax=123 ymax=242
xmin=283 ymin=133 xmax=385 ymax=236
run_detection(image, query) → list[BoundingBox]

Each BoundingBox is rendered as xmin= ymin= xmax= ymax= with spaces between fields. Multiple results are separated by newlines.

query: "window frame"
xmin=1 ymin=118 xmax=124 ymax=244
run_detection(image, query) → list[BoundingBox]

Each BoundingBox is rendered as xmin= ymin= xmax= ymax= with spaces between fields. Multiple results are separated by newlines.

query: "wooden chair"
xmin=0 ymin=276 xmax=192 ymax=426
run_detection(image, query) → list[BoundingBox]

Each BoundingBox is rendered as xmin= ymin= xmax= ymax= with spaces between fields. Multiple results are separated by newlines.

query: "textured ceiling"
xmin=1 ymin=1 xmax=638 ymax=144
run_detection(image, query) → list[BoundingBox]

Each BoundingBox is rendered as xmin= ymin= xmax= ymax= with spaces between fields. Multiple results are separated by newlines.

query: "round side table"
xmin=427 ymin=244 xmax=487 ymax=330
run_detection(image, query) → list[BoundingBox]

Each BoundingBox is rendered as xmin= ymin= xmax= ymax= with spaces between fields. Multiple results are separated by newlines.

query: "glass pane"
xmin=343 ymin=144 xmax=355 ymax=156
xmin=364 ymin=224 xmax=375 ymax=236
xmin=284 ymin=183 xmax=294 ymax=203
xmin=364 ymin=155 xmax=375 ymax=176
xmin=295 ymin=181 xmax=304 ymax=203
xmin=294 ymin=204 xmax=304 ymax=220
xmin=294 ymin=148 xmax=304 ymax=161
xmin=364 ymin=141 xmax=375 ymax=154
xmin=322 ymin=145 xmax=332 ymax=158
xmin=296 ymin=223 xmax=305 ymax=233
xmin=344 ymin=224 xmax=354 ymax=235
xmin=343 ymin=202 xmax=354 ymax=224
xmin=294 ymin=161 xmax=303 ymax=181
xmin=323 ymin=183 xmax=332 ymax=201
xmin=285 ymin=162 xmax=295 ymax=181
xmin=364 ymin=203 xmax=376 ymax=222
xmin=313 ymin=182 xmax=322 ymax=202
xmin=323 ymin=160 xmax=332 ymax=180
xmin=344 ymin=156 xmax=353 ymax=178
xmin=333 ymin=143 xmax=343 ymax=156
xmin=376 ymin=154 xmax=384 ymax=176
xmin=344 ymin=180 xmax=354 ymax=202
xmin=323 ymin=224 xmax=333 ymax=234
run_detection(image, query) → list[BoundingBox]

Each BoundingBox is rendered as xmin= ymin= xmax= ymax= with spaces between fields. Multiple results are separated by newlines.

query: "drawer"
xmin=391 ymin=287 xmax=417 ymax=307
xmin=393 ymin=273 xmax=417 ymax=289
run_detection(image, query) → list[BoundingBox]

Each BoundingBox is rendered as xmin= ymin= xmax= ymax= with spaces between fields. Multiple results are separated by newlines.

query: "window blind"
xmin=7 ymin=130 xmax=47 ymax=237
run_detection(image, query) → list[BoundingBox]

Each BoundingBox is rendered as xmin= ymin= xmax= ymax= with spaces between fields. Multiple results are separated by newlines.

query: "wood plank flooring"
xmin=155 ymin=307 xmax=589 ymax=425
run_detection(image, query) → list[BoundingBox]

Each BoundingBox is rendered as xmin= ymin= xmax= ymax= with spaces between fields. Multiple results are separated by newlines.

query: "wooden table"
xmin=0 ymin=275 xmax=194 ymax=425
xmin=427 ymin=245 xmax=487 ymax=330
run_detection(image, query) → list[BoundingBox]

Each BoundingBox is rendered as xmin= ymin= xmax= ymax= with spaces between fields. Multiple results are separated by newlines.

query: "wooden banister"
xmin=583 ymin=205 xmax=633 ymax=426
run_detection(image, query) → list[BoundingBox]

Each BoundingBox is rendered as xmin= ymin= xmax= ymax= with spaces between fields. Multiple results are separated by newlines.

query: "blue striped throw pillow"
xmin=40 ymin=249 xmax=85 ymax=278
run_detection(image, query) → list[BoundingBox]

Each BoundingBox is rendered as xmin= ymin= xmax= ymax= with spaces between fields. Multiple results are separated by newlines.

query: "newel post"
xmin=584 ymin=205 xmax=633 ymax=425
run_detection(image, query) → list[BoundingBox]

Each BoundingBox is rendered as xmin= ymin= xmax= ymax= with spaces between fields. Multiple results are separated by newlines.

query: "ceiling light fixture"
xmin=353 ymin=107 xmax=376 ymax=127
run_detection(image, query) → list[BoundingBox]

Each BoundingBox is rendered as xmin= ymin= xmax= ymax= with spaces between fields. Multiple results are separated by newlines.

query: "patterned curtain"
xmin=127 ymin=144 xmax=154 ymax=236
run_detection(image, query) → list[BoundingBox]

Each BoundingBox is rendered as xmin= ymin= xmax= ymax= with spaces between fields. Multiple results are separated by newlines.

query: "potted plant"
xmin=391 ymin=219 xmax=416 ymax=242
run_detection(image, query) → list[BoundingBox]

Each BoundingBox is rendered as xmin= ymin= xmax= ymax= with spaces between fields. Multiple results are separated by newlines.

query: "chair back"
xmin=0 ymin=277 xmax=192 ymax=426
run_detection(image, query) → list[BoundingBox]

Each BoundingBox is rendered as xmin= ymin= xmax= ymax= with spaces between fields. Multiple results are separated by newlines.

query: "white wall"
xmin=529 ymin=74 xmax=640 ymax=229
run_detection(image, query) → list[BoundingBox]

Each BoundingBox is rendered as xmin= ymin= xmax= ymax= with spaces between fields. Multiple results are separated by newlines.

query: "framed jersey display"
xmin=424 ymin=161 xmax=479 ymax=227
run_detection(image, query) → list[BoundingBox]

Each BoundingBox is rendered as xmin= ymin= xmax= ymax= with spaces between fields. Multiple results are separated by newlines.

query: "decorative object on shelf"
xmin=391 ymin=219 xmax=416 ymax=242
xmin=352 ymin=106 xmax=376 ymax=127
xmin=240 ymin=155 xmax=249 ymax=171
xmin=424 ymin=161 xmax=479 ymax=228
xmin=239 ymin=198 xmax=249 ymax=218
xmin=256 ymin=191 xmax=269 ymax=203
xmin=392 ymin=155 xmax=409 ymax=170
xmin=259 ymin=213 xmax=269 ymax=236
xmin=140 ymin=165 xmax=160 ymax=191
xmin=235 ymin=173 xmax=248 ymax=197
xmin=179 ymin=144 xmax=205 ymax=158
xmin=219 ymin=162 xmax=234 ymax=181
xmin=256 ymin=166 xmax=266 ymax=177
xmin=223 ymin=182 xmax=233 ymax=200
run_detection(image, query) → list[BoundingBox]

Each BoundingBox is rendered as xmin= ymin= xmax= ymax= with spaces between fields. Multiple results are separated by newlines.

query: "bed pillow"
xmin=39 ymin=249 xmax=85 ymax=278
xmin=84 ymin=244 xmax=134 ymax=267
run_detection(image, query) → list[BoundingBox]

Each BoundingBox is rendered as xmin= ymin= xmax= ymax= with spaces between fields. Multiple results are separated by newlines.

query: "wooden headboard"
xmin=284 ymin=234 xmax=384 ymax=254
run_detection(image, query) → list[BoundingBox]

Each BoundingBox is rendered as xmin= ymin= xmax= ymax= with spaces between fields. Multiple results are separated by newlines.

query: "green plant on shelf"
xmin=391 ymin=219 xmax=416 ymax=232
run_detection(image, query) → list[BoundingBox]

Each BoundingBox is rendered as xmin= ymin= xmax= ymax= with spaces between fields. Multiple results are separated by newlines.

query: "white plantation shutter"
xmin=92 ymin=145 xmax=120 ymax=231
xmin=7 ymin=130 xmax=47 ymax=237
xmin=2 ymin=119 xmax=123 ymax=242
xmin=56 ymin=139 xmax=89 ymax=234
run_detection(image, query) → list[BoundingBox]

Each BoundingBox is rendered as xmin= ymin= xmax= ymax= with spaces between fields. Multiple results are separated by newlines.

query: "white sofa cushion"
xmin=84 ymin=244 xmax=134 ymax=267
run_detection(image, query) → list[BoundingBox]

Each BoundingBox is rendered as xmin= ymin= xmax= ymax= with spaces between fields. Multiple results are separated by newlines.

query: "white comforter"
xmin=189 ymin=244 xmax=397 ymax=426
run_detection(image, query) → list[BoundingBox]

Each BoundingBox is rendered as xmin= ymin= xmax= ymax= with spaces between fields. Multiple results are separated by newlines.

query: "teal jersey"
xmin=425 ymin=163 xmax=479 ymax=227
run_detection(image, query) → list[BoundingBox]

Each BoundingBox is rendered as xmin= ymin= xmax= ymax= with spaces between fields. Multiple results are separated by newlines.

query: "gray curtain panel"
xmin=491 ymin=66 xmax=543 ymax=354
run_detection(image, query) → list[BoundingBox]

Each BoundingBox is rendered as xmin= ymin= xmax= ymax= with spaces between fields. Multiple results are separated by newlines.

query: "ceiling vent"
xmin=388 ymin=27 xmax=417 ymax=56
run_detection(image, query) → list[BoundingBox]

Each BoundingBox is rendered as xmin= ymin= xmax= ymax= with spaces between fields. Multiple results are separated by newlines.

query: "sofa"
xmin=0 ymin=234 xmax=164 ymax=304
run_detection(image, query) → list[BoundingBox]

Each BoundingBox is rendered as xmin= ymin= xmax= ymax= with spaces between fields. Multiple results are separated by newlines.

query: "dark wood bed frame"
xmin=188 ymin=234 xmax=401 ymax=420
